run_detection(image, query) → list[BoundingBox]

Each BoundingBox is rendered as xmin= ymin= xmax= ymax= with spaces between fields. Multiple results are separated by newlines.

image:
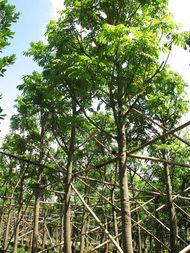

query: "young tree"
xmin=145 ymin=69 xmax=188 ymax=252
xmin=29 ymin=2 xmax=185 ymax=252
xmin=22 ymin=0 xmax=189 ymax=252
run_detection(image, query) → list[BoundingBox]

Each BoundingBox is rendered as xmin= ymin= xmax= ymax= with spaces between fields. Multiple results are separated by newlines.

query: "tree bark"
xmin=111 ymin=188 xmax=120 ymax=251
xmin=130 ymin=170 xmax=142 ymax=253
xmin=13 ymin=176 xmax=24 ymax=253
xmin=3 ymin=197 xmax=14 ymax=251
xmin=13 ymin=212 xmax=21 ymax=253
xmin=80 ymin=194 xmax=89 ymax=253
xmin=118 ymin=122 xmax=133 ymax=253
xmin=0 ymin=198 xmax=6 ymax=243
xmin=63 ymin=101 xmax=76 ymax=253
xmin=64 ymin=161 xmax=73 ymax=253
xmin=162 ymin=148 xmax=178 ymax=253
xmin=32 ymin=183 xmax=41 ymax=253
xmin=155 ymin=197 xmax=162 ymax=253
xmin=42 ymin=209 xmax=47 ymax=249
xmin=59 ymin=213 xmax=64 ymax=253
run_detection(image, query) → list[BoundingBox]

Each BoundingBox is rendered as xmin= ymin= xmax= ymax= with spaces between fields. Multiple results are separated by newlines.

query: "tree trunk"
xmin=63 ymin=101 xmax=76 ymax=253
xmin=64 ymin=161 xmax=73 ymax=253
xmin=118 ymin=122 xmax=133 ymax=253
xmin=136 ymin=211 xmax=142 ymax=253
xmin=42 ymin=209 xmax=47 ymax=249
xmin=13 ymin=211 xmax=21 ymax=253
xmin=59 ymin=213 xmax=64 ymax=253
xmin=162 ymin=148 xmax=178 ymax=253
xmin=3 ymin=197 xmax=14 ymax=251
xmin=13 ymin=177 xmax=24 ymax=253
xmin=130 ymin=170 xmax=142 ymax=253
xmin=32 ymin=183 xmax=41 ymax=253
xmin=104 ymin=216 xmax=109 ymax=253
xmin=80 ymin=206 xmax=89 ymax=253
xmin=155 ymin=197 xmax=161 ymax=253
xmin=0 ymin=195 xmax=7 ymax=242
xmin=111 ymin=188 xmax=119 ymax=251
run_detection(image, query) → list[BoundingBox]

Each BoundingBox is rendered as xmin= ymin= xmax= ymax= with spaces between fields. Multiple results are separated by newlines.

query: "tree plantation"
xmin=1 ymin=0 xmax=190 ymax=252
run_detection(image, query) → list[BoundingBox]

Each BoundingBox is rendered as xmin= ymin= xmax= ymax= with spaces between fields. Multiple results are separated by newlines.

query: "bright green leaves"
xmin=3 ymin=133 xmax=28 ymax=155
xmin=0 ymin=0 xmax=18 ymax=121
xmin=0 ymin=0 xmax=18 ymax=24
xmin=99 ymin=24 xmax=126 ymax=41
xmin=64 ymin=54 xmax=92 ymax=81
xmin=0 ymin=95 xmax=5 ymax=120
xmin=0 ymin=54 xmax=15 ymax=77
xmin=0 ymin=0 xmax=18 ymax=45
xmin=17 ymin=72 xmax=47 ymax=111
xmin=146 ymin=69 xmax=188 ymax=126
xmin=0 ymin=0 xmax=19 ymax=76
xmin=25 ymin=41 xmax=47 ymax=66
xmin=24 ymin=0 xmax=189 ymax=158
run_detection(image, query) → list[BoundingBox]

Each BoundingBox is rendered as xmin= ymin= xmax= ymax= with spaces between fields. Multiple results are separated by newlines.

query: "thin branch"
xmin=0 ymin=150 xmax=53 ymax=170
xmin=132 ymin=108 xmax=190 ymax=146
xmin=128 ymin=154 xmax=190 ymax=169
xmin=129 ymin=120 xmax=190 ymax=154
xmin=71 ymin=183 xmax=123 ymax=253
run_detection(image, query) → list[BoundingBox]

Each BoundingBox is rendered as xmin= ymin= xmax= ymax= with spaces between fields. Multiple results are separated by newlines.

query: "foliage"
xmin=0 ymin=1 xmax=190 ymax=252
xmin=0 ymin=0 xmax=18 ymax=76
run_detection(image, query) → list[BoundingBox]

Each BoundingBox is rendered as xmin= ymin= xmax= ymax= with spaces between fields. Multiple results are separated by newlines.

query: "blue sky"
xmin=0 ymin=0 xmax=62 ymax=140
xmin=0 ymin=0 xmax=190 ymax=140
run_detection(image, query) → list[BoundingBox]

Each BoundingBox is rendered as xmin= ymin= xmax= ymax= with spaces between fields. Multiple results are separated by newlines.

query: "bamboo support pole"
xmin=128 ymin=154 xmax=190 ymax=169
xmin=129 ymin=120 xmax=190 ymax=154
xmin=180 ymin=245 xmax=190 ymax=253
xmin=134 ymin=200 xmax=187 ymax=245
xmin=71 ymin=183 xmax=123 ymax=253
xmin=132 ymin=108 xmax=190 ymax=146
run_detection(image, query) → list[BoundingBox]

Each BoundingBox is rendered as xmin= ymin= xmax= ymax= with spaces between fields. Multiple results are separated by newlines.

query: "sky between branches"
xmin=0 ymin=0 xmax=190 ymax=141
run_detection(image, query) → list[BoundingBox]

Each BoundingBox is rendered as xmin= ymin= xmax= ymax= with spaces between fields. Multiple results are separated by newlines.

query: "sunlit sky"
xmin=0 ymin=0 xmax=190 ymax=141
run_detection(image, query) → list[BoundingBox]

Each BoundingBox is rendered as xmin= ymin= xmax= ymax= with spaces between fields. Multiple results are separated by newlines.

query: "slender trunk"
xmin=104 ymin=216 xmax=109 ymax=253
xmin=64 ymin=101 xmax=76 ymax=253
xmin=21 ymin=216 xmax=25 ymax=246
xmin=64 ymin=160 xmax=73 ymax=253
xmin=80 ymin=206 xmax=89 ymax=253
xmin=149 ymin=234 xmax=152 ymax=252
xmin=130 ymin=171 xmax=142 ymax=253
xmin=111 ymin=189 xmax=119 ymax=250
xmin=118 ymin=122 xmax=133 ymax=253
xmin=13 ymin=211 xmax=21 ymax=253
xmin=0 ymin=212 xmax=4 ymax=244
xmin=59 ymin=213 xmax=64 ymax=253
xmin=0 ymin=196 xmax=6 ymax=241
xmin=136 ymin=212 xmax=142 ymax=253
xmin=32 ymin=183 xmax=41 ymax=253
xmin=162 ymin=148 xmax=178 ymax=253
xmin=42 ymin=209 xmax=47 ymax=249
xmin=80 ymin=211 xmax=88 ymax=253
xmin=13 ymin=177 xmax=24 ymax=253
xmin=155 ymin=197 xmax=161 ymax=253
xmin=3 ymin=197 xmax=14 ymax=251
xmin=31 ymin=115 xmax=46 ymax=253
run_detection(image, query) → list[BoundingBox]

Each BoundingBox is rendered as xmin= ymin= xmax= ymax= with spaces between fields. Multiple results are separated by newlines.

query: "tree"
xmin=26 ymin=1 xmax=188 ymax=251
xmin=145 ymin=69 xmax=188 ymax=252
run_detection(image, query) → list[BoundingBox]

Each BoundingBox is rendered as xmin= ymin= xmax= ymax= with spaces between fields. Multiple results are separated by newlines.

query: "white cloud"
xmin=49 ymin=0 xmax=64 ymax=20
